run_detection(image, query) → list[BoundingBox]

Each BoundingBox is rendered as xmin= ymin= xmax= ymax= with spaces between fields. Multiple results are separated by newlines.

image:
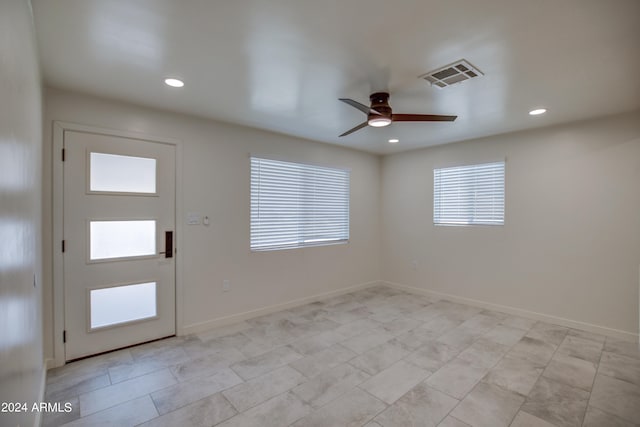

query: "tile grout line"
xmin=511 ymin=324 xmax=568 ymax=424
xmin=499 ymin=327 xmax=558 ymax=424
xmin=353 ymin=386 xmax=391 ymax=425
xmin=581 ymin=340 xmax=606 ymax=427
xmin=514 ymin=328 xmax=583 ymax=427
xmin=444 ymin=323 xmax=565 ymax=426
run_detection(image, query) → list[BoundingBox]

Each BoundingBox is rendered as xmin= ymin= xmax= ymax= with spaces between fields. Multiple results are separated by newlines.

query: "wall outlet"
xmin=411 ymin=260 xmax=418 ymax=271
xmin=223 ymin=279 xmax=230 ymax=291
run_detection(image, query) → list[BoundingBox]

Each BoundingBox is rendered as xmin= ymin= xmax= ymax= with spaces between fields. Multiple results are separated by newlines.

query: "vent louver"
xmin=420 ymin=59 xmax=483 ymax=88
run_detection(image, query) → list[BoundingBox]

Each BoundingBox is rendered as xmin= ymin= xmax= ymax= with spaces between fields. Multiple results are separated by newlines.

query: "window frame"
xmin=250 ymin=156 xmax=351 ymax=251
xmin=433 ymin=160 xmax=505 ymax=227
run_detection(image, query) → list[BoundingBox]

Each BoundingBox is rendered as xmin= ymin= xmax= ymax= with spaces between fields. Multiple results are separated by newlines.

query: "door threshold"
xmin=66 ymin=335 xmax=176 ymax=364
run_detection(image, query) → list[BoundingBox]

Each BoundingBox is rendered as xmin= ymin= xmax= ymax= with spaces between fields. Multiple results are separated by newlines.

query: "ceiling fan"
xmin=338 ymin=92 xmax=457 ymax=137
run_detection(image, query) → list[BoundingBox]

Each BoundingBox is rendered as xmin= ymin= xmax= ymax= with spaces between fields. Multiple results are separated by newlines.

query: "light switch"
xmin=187 ymin=212 xmax=201 ymax=225
xmin=203 ymin=216 xmax=210 ymax=226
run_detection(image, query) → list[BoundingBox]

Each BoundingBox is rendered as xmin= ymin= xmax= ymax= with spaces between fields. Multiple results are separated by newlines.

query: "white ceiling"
xmin=32 ymin=0 xmax=640 ymax=154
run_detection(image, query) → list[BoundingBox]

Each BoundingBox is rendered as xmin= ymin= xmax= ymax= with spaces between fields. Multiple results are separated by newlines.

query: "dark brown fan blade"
xmin=339 ymin=121 xmax=368 ymax=137
xmin=339 ymin=98 xmax=382 ymax=115
xmin=392 ymin=114 xmax=457 ymax=122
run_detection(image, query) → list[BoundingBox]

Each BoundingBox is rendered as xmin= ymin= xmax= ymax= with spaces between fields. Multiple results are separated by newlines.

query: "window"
xmin=434 ymin=161 xmax=505 ymax=226
xmin=90 ymin=282 xmax=157 ymax=329
xmin=89 ymin=220 xmax=156 ymax=260
xmin=251 ymin=157 xmax=350 ymax=251
xmin=89 ymin=152 xmax=157 ymax=193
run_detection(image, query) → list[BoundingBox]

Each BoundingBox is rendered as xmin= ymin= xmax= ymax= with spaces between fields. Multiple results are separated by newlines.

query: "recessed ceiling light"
xmin=529 ymin=108 xmax=546 ymax=116
xmin=164 ymin=78 xmax=184 ymax=88
xmin=388 ymin=139 xmax=399 ymax=143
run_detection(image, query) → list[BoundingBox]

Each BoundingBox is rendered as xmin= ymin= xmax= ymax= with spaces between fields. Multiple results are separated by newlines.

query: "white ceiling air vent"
xmin=419 ymin=59 xmax=484 ymax=88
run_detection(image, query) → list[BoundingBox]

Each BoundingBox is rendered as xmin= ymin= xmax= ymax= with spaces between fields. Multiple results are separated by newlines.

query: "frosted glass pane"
xmin=90 ymin=152 xmax=156 ymax=193
xmin=90 ymin=282 xmax=156 ymax=329
xmin=90 ymin=220 xmax=156 ymax=260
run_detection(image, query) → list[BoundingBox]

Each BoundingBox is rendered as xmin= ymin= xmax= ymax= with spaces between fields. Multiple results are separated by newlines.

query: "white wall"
xmin=382 ymin=111 xmax=640 ymax=338
xmin=0 ymin=1 xmax=44 ymax=426
xmin=40 ymin=82 xmax=640 ymax=364
xmin=42 ymin=88 xmax=381 ymax=359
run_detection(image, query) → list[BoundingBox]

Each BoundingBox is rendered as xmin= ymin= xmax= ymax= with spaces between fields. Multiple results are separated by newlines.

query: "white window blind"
xmin=434 ymin=161 xmax=505 ymax=226
xmin=251 ymin=157 xmax=350 ymax=251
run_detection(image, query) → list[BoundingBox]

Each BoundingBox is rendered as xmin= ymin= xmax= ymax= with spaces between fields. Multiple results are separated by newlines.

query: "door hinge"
xmin=62 ymin=240 xmax=66 ymax=253
xmin=63 ymin=330 xmax=67 ymax=343
xmin=62 ymin=148 xmax=66 ymax=161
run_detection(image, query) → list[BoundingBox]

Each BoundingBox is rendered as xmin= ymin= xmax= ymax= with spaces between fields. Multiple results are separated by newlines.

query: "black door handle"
xmin=164 ymin=231 xmax=173 ymax=258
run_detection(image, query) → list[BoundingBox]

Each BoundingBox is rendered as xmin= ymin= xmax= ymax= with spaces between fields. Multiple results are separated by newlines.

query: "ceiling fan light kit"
xmin=339 ymin=92 xmax=457 ymax=137
xmin=368 ymin=117 xmax=392 ymax=127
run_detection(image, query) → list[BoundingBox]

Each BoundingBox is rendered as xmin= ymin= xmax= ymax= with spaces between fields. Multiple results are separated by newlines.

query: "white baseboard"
xmin=180 ymin=281 xmax=382 ymax=335
xmin=45 ymin=358 xmax=58 ymax=370
xmin=384 ymin=281 xmax=639 ymax=343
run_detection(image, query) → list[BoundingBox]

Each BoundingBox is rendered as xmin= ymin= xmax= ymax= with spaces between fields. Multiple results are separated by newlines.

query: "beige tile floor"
xmin=43 ymin=286 xmax=640 ymax=427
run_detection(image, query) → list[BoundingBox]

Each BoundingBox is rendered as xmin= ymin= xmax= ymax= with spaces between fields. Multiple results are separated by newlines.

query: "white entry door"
xmin=63 ymin=130 xmax=176 ymax=360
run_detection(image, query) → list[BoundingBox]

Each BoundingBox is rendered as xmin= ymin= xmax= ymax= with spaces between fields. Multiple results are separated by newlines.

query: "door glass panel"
xmin=90 ymin=220 xmax=156 ymax=260
xmin=90 ymin=282 xmax=157 ymax=329
xmin=90 ymin=152 xmax=157 ymax=193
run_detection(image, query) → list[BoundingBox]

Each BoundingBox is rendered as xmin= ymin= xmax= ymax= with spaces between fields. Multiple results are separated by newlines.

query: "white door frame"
xmin=51 ymin=121 xmax=184 ymax=368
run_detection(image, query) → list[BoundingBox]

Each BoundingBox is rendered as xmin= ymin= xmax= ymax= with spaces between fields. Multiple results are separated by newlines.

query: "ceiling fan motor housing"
xmin=369 ymin=92 xmax=392 ymax=120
